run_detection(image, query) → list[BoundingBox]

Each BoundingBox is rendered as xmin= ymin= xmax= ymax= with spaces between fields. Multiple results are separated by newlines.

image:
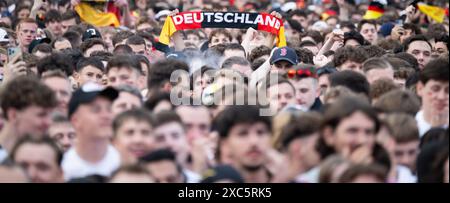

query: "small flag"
xmin=417 ymin=3 xmax=446 ymax=23
xmin=74 ymin=2 xmax=120 ymax=27
xmin=363 ymin=0 xmax=387 ymax=20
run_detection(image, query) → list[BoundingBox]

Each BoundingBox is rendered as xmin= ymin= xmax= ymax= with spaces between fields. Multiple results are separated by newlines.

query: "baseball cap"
xmin=0 ymin=28 xmax=9 ymax=43
xmin=270 ymin=47 xmax=298 ymax=65
xmin=155 ymin=10 xmax=171 ymax=21
xmin=28 ymin=38 xmax=51 ymax=53
xmin=68 ymin=83 xmax=119 ymax=118
xmin=82 ymin=28 xmax=102 ymax=42
xmin=201 ymin=165 xmax=244 ymax=183
xmin=166 ymin=51 xmax=187 ymax=62
xmin=281 ymin=2 xmax=297 ymax=13
xmin=379 ymin=22 xmax=395 ymax=37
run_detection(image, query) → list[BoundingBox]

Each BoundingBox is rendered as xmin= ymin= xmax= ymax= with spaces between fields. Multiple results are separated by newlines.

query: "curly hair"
xmin=0 ymin=76 xmax=57 ymax=120
xmin=333 ymin=46 xmax=368 ymax=68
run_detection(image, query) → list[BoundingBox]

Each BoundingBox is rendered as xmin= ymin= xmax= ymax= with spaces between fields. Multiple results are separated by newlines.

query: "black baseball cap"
xmin=82 ymin=28 xmax=102 ymax=42
xmin=270 ymin=46 xmax=298 ymax=65
xmin=28 ymin=38 xmax=51 ymax=53
xmin=201 ymin=165 xmax=244 ymax=183
xmin=68 ymin=83 xmax=119 ymax=118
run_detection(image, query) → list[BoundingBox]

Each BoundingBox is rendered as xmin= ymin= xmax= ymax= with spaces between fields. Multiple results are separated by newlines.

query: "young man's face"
xmin=48 ymin=122 xmax=76 ymax=152
xmin=325 ymin=111 xmax=376 ymax=156
xmin=76 ymin=66 xmax=104 ymax=87
xmin=107 ymin=67 xmax=141 ymax=89
xmin=153 ymin=122 xmax=189 ymax=164
xmin=185 ymin=34 xmax=200 ymax=47
xmin=289 ymin=134 xmax=321 ymax=170
xmin=433 ymin=42 xmax=448 ymax=58
xmin=267 ymin=83 xmax=297 ymax=112
xmin=103 ymin=33 xmax=115 ymax=52
xmin=209 ymin=34 xmax=230 ymax=47
xmin=230 ymin=64 xmax=252 ymax=77
xmin=400 ymin=29 xmax=414 ymax=43
xmin=112 ymin=92 xmax=142 ymax=117
xmin=43 ymin=77 xmax=72 ymax=115
xmin=338 ymin=60 xmax=363 ymax=73
xmin=292 ymin=15 xmax=308 ymax=29
xmin=12 ymin=105 xmax=53 ymax=138
xmin=61 ymin=19 xmax=77 ymax=34
xmin=129 ymin=43 xmax=146 ymax=55
xmin=271 ymin=61 xmax=294 ymax=75
xmin=46 ymin=21 xmax=62 ymax=37
xmin=360 ymin=23 xmax=378 ymax=44
xmin=145 ymin=160 xmax=184 ymax=183
xmin=17 ymin=22 xmax=38 ymax=47
xmin=222 ymin=122 xmax=271 ymax=172
xmin=318 ymin=74 xmax=331 ymax=102
xmin=13 ymin=143 xmax=63 ymax=183
xmin=407 ymin=41 xmax=432 ymax=70
xmin=292 ymin=78 xmax=319 ymax=110
xmin=114 ymin=119 xmax=154 ymax=159
xmin=71 ymin=97 xmax=114 ymax=140
xmin=365 ymin=68 xmax=394 ymax=84
xmin=18 ymin=9 xmax=30 ymax=20
xmin=175 ymin=106 xmax=211 ymax=145
xmin=394 ymin=77 xmax=407 ymax=89
xmin=393 ymin=140 xmax=419 ymax=172
xmin=417 ymin=79 xmax=449 ymax=115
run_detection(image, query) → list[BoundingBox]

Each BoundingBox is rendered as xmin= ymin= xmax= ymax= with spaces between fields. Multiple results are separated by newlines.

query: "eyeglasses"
xmin=287 ymin=69 xmax=317 ymax=79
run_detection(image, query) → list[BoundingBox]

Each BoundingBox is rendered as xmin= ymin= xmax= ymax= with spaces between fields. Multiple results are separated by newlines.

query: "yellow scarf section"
xmin=418 ymin=3 xmax=446 ymax=23
xmin=159 ymin=16 xmax=287 ymax=48
xmin=75 ymin=2 xmax=120 ymax=27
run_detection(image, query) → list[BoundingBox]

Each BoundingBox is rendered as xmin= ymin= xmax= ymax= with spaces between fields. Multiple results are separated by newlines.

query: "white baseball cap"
xmin=155 ymin=10 xmax=172 ymax=20
xmin=0 ymin=28 xmax=9 ymax=43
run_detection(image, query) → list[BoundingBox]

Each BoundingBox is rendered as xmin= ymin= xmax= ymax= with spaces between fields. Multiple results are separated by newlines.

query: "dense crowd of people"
xmin=0 ymin=0 xmax=448 ymax=183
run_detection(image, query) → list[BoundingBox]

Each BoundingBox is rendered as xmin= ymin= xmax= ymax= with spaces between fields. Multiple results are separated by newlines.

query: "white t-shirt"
xmin=0 ymin=148 xmax=7 ymax=163
xmin=184 ymin=169 xmax=201 ymax=183
xmin=62 ymin=145 xmax=121 ymax=181
xmin=416 ymin=111 xmax=432 ymax=137
xmin=395 ymin=165 xmax=417 ymax=183
xmin=295 ymin=167 xmax=320 ymax=183
xmin=415 ymin=110 xmax=448 ymax=137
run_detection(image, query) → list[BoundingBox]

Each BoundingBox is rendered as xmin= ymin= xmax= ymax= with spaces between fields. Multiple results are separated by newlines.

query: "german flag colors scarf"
xmin=417 ymin=3 xmax=446 ymax=23
xmin=157 ymin=12 xmax=287 ymax=52
xmin=363 ymin=0 xmax=387 ymax=20
xmin=75 ymin=2 xmax=120 ymax=28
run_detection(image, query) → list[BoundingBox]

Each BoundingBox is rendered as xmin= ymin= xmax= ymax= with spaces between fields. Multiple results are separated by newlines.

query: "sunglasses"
xmin=287 ymin=69 xmax=317 ymax=79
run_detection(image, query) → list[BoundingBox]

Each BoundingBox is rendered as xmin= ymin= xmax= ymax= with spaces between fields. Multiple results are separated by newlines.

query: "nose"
xmin=61 ymin=134 xmax=72 ymax=147
xmin=27 ymin=166 xmax=39 ymax=182
xmin=356 ymin=131 xmax=371 ymax=147
xmin=437 ymin=89 xmax=448 ymax=100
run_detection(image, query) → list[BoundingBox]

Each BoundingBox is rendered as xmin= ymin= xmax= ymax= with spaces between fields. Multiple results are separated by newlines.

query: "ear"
xmin=315 ymin=83 xmax=321 ymax=98
xmin=289 ymin=140 xmax=302 ymax=157
xmin=162 ymin=82 xmax=172 ymax=93
xmin=72 ymin=72 xmax=80 ymax=80
xmin=416 ymin=82 xmax=424 ymax=98
xmin=6 ymin=108 xmax=18 ymax=122
xmin=322 ymin=126 xmax=335 ymax=146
